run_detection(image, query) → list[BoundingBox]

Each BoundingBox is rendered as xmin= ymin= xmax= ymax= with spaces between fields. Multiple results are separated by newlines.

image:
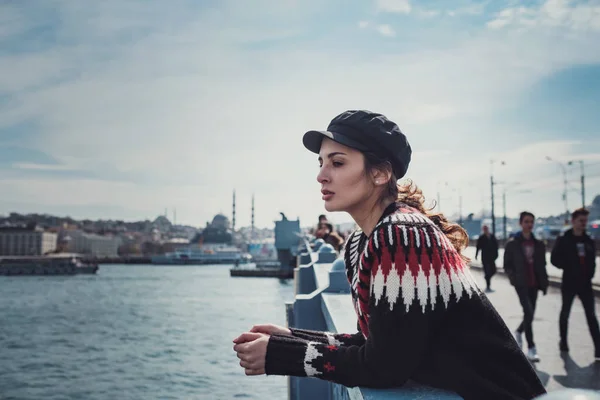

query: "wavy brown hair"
xmin=363 ymin=151 xmax=470 ymax=260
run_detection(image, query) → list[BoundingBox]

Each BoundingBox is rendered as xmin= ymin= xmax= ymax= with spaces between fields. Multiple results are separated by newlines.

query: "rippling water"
xmin=0 ymin=265 xmax=294 ymax=400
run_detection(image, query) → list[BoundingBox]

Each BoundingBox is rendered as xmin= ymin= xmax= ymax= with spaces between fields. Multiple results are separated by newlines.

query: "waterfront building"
xmin=0 ymin=225 xmax=57 ymax=256
xmin=62 ymin=230 xmax=121 ymax=257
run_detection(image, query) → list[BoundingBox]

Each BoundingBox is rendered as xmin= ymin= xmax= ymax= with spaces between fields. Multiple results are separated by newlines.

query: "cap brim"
xmin=302 ymin=130 xmax=333 ymax=154
xmin=302 ymin=130 xmax=370 ymax=154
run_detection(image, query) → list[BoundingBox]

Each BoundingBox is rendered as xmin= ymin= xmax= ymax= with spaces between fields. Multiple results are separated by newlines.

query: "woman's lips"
xmin=321 ymin=190 xmax=334 ymax=201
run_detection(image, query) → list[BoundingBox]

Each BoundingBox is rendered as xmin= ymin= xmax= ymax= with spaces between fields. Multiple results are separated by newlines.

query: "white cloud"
xmin=11 ymin=163 xmax=75 ymax=171
xmin=417 ymin=9 xmax=441 ymax=18
xmin=487 ymin=0 xmax=600 ymax=31
xmin=375 ymin=0 xmax=411 ymax=14
xmin=447 ymin=3 xmax=487 ymax=17
xmin=376 ymin=24 xmax=396 ymax=37
xmin=358 ymin=20 xmax=370 ymax=28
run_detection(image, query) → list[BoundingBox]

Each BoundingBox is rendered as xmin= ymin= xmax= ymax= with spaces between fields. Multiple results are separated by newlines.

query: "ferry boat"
xmin=0 ymin=254 xmax=99 ymax=276
xmin=151 ymin=244 xmax=252 ymax=265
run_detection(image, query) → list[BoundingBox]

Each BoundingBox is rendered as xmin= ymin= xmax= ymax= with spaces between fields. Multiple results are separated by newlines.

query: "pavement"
xmin=467 ymin=268 xmax=600 ymax=392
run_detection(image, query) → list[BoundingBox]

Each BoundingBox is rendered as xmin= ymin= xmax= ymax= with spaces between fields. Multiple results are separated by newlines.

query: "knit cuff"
xmin=265 ymin=335 xmax=311 ymax=377
xmin=291 ymin=328 xmax=363 ymax=347
xmin=290 ymin=328 xmax=329 ymax=344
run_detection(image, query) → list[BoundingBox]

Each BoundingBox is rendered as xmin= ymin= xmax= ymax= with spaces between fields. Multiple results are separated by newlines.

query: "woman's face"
xmin=317 ymin=138 xmax=375 ymax=213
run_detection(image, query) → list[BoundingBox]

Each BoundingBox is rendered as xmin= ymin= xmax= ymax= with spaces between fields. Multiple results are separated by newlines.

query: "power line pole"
xmin=581 ymin=162 xmax=586 ymax=208
xmin=490 ymin=160 xmax=505 ymax=235
xmin=490 ymin=174 xmax=495 ymax=235
xmin=569 ymin=160 xmax=585 ymax=208
xmin=502 ymin=190 xmax=507 ymax=241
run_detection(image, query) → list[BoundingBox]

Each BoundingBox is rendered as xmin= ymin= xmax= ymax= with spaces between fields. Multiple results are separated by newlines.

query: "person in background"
xmin=504 ymin=211 xmax=549 ymax=362
xmin=322 ymin=222 xmax=344 ymax=252
xmin=233 ymin=110 xmax=546 ymax=399
xmin=475 ymin=225 xmax=499 ymax=292
xmin=551 ymin=207 xmax=599 ymax=360
xmin=313 ymin=221 xmax=344 ymax=253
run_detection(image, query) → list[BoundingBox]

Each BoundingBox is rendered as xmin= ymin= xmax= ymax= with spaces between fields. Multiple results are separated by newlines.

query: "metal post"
xmin=502 ymin=190 xmax=507 ymax=241
xmin=562 ymin=164 xmax=569 ymax=219
xmin=579 ymin=161 xmax=585 ymax=208
xmin=490 ymin=174 xmax=496 ymax=235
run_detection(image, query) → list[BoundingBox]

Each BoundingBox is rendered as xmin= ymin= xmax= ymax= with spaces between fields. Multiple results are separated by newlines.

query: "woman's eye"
xmin=333 ymin=161 xmax=343 ymax=167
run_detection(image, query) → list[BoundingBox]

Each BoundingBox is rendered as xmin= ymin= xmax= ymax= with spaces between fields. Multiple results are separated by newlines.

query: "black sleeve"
xmin=590 ymin=239 xmax=596 ymax=279
xmin=290 ymin=328 xmax=366 ymax=347
xmin=550 ymin=236 xmax=564 ymax=269
xmin=504 ymin=241 xmax=515 ymax=278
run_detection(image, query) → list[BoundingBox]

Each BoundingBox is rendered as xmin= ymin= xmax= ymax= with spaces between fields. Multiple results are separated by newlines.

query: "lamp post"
xmin=490 ymin=159 xmax=506 ymax=235
xmin=567 ymin=160 xmax=585 ymax=208
xmin=546 ymin=156 xmax=569 ymax=221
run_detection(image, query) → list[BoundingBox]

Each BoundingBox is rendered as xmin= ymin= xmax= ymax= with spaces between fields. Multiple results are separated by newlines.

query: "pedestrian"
xmin=233 ymin=110 xmax=546 ymax=399
xmin=475 ymin=224 xmax=499 ymax=292
xmin=504 ymin=211 xmax=549 ymax=362
xmin=551 ymin=207 xmax=599 ymax=360
xmin=322 ymin=222 xmax=344 ymax=253
xmin=311 ymin=214 xmax=329 ymax=236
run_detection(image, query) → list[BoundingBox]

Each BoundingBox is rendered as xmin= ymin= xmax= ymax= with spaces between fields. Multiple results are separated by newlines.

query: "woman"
xmin=233 ymin=110 xmax=547 ymax=400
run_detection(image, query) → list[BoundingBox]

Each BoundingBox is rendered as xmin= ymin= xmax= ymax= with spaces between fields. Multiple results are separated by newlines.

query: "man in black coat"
xmin=551 ymin=207 xmax=599 ymax=360
xmin=504 ymin=211 xmax=549 ymax=363
xmin=475 ymin=225 xmax=499 ymax=292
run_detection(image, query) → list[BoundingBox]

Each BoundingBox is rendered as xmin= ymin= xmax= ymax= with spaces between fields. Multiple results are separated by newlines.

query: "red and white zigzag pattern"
xmin=345 ymin=205 xmax=481 ymax=335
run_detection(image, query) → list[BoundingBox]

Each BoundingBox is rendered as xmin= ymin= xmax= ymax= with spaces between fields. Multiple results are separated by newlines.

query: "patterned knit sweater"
xmin=265 ymin=202 xmax=547 ymax=400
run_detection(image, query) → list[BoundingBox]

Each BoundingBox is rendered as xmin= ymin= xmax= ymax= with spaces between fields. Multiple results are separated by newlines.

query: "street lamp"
xmin=490 ymin=159 xmax=506 ymax=235
xmin=567 ymin=160 xmax=585 ymax=208
xmin=545 ymin=156 xmax=569 ymax=221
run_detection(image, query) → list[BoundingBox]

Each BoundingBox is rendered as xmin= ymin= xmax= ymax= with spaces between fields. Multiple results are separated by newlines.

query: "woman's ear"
xmin=372 ymin=168 xmax=392 ymax=186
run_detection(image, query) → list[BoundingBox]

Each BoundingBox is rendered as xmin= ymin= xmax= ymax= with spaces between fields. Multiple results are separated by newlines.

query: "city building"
xmin=62 ymin=230 xmax=121 ymax=257
xmin=0 ymin=225 xmax=57 ymax=256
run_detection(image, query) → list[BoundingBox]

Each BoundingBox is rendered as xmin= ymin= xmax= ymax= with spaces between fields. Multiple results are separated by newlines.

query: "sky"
xmin=1 ymin=0 xmax=600 ymax=229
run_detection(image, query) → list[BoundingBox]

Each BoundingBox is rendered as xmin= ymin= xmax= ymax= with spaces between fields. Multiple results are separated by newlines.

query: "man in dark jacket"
xmin=475 ymin=225 xmax=499 ymax=292
xmin=504 ymin=211 xmax=549 ymax=363
xmin=551 ymin=207 xmax=599 ymax=360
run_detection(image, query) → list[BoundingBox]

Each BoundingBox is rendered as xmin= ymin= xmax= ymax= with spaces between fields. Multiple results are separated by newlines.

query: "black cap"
xmin=303 ymin=110 xmax=412 ymax=179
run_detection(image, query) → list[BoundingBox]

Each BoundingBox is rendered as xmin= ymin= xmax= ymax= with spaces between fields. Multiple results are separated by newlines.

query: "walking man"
xmin=504 ymin=211 xmax=549 ymax=362
xmin=475 ymin=225 xmax=499 ymax=292
xmin=551 ymin=207 xmax=599 ymax=360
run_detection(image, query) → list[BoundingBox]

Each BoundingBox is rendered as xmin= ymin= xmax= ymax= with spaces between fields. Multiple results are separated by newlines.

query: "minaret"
xmin=232 ymin=190 xmax=236 ymax=232
xmin=251 ymin=194 xmax=255 ymax=239
xmin=173 ymin=208 xmax=177 ymax=226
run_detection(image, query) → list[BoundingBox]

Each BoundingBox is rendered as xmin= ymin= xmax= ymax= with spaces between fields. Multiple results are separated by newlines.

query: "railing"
xmin=285 ymin=242 xmax=462 ymax=400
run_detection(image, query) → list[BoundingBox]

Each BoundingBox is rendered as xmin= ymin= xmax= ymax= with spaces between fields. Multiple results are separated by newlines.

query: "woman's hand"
xmin=233 ymin=332 xmax=269 ymax=376
xmin=249 ymin=323 xmax=292 ymax=337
